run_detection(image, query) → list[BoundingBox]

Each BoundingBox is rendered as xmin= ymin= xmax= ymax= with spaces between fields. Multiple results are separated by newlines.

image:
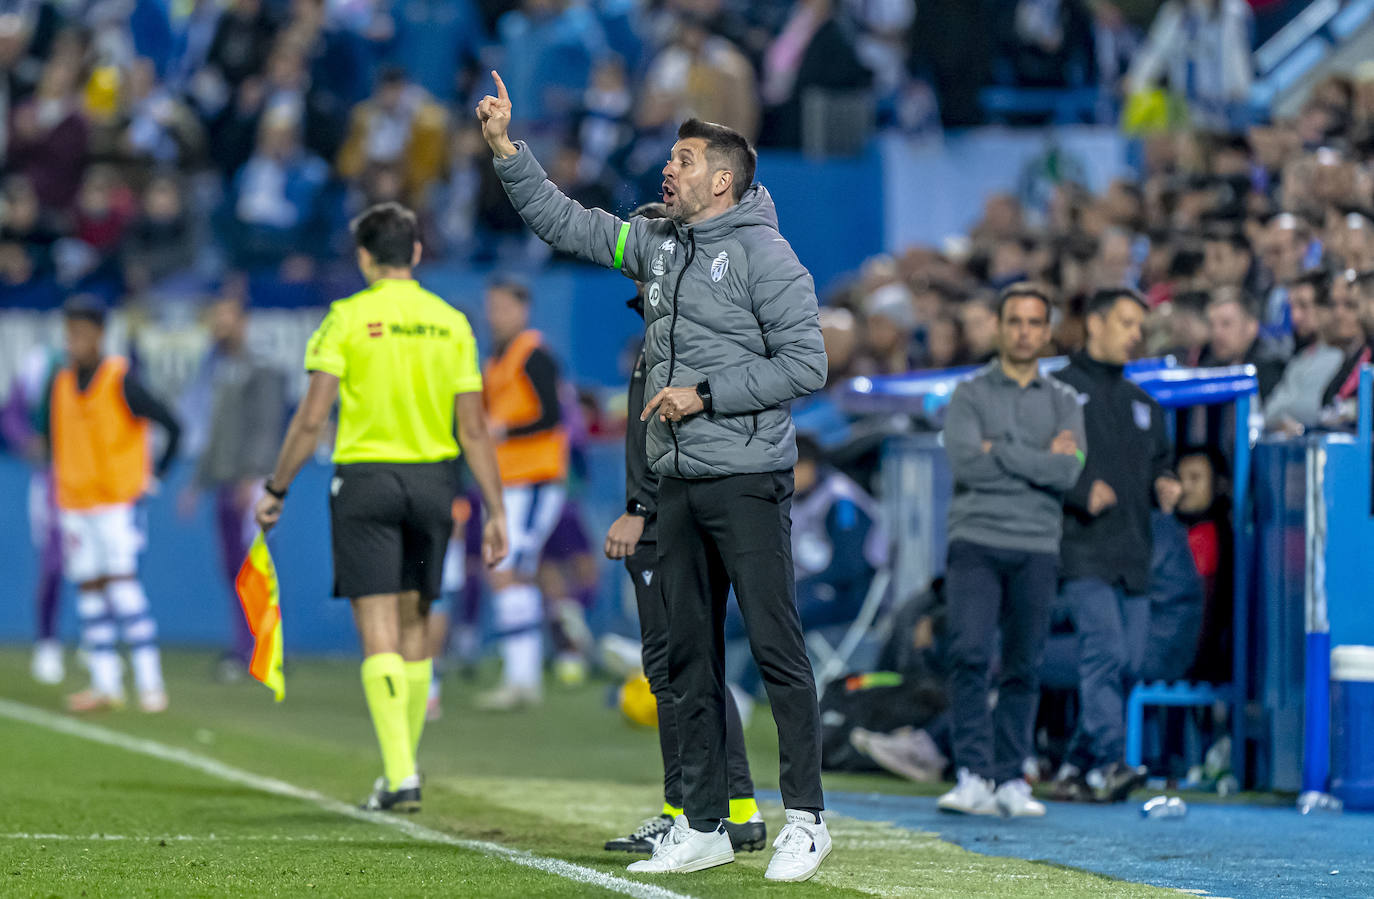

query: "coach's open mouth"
xmin=662 ymin=182 xmax=676 ymax=205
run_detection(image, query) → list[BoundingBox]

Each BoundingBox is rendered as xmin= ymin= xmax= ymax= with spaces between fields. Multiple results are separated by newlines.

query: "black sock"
xmin=690 ymin=817 xmax=721 ymax=833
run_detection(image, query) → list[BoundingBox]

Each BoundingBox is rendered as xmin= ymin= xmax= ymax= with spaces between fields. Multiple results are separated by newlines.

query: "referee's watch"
xmin=695 ymin=379 xmax=713 ymax=414
xmin=263 ymin=479 xmax=288 ymax=501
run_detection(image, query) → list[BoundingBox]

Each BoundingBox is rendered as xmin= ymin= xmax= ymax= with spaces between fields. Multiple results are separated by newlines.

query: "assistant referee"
xmin=254 ymin=202 xmax=508 ymax=811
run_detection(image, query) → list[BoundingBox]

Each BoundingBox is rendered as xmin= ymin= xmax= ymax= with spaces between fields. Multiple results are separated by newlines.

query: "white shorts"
xmin=59 ymin=504 xmax=145 ymax=584
xmin=496 ymin=482 xmax=566 ymax=577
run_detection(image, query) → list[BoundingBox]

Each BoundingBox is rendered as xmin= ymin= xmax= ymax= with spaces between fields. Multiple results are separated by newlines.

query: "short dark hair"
xmin=487 ymin=274 xmax=530 ymax=305
xmin=1289 ymin=270 xmax=1330 ymax=306
xmin=1207 ymin=289 xmax=1259 ymax=319
xmin=62 ymin=293 xmax=106 ymax=327
xmin=1204 ymin=229 xmax=1251 ymax=254
xmin=676 ymin=118 xmax=757 ymax=202
xmin=350 ymin=201 xmax=418 ymax=268
xmin=632 ymin=201 xmax=668 ymax=220
xmin=795 ymin=433 xmax=823 ymax=466
xmin=1086 ymin=287 xmax=1148 ymax=318
xmin=996 ymin=282 xmax=1053 ymax=319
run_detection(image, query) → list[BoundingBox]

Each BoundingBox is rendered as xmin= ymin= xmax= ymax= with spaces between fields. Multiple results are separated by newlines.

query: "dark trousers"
xmin=1059 ymin=577 xmax=1148 ymax=769
xmin=944 ymin=539 xmax=1057 ymax=784
xmin=628 ymin=539 xmax=754 ymax=809
xmin=658 ymin=472 xmax=824 ymax=821
xmin=215 ymin=484 xmax=255 ymax=663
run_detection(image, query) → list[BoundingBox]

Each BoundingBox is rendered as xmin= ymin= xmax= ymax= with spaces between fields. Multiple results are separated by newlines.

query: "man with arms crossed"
xmin=938 ymin=283 xmax=1085 ymax=818
xmin=255 ymin=202 xmax=507 ymax=811
xmin=478 ymin=73 xmax=831 ymax=881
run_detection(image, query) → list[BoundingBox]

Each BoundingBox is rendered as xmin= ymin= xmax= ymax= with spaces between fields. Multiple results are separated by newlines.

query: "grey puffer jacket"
xmin=495 ymin=142 xmax=827 ymax=478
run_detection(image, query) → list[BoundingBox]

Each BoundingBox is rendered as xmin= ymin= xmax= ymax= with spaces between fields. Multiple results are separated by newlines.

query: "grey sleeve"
xmin=493 ymin=142 xmax=653 ymax=280
xmin=708 ymin=243 xmax=828 ymax=415
xmin=241 ymin=366 xmax=288 ymax=476
xmin=988 ymin=392 xmax=1085 ymax=491
xmin=943 ymin=383 xmax=1011 ymax=490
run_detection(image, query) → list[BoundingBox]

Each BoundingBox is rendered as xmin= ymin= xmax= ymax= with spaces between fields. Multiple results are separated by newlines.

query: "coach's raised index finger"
xmin=492 ymin=70 xmax=508 ymax=102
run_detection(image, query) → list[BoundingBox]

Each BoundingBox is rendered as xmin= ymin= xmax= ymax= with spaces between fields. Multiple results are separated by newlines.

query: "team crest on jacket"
xmin=1132 ymin=400 xmax=1151 ymax=430
xmin=711 ymin=251 xmax=729 ymax=282
xmin=651 ymin=255 xmax=666 ymax=276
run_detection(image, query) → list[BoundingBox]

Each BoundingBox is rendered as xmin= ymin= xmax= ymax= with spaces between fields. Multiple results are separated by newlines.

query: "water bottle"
xmin=1140 ymin=795 xmax=1188 ymax=819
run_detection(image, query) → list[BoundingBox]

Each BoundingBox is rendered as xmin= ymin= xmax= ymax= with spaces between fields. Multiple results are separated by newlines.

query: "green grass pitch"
xmin=0 ymin=649 xmax=1175 ymax=898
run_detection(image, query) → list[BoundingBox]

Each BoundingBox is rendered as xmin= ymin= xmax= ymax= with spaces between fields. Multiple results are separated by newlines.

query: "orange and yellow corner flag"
xmin=234 ymin=532 xmax=285 ymax=701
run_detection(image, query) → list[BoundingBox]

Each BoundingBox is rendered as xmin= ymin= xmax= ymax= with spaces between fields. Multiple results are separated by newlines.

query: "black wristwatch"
xmin=263 ymin=479 xmax=288 ymax=501
xmin=627 ymin=499 xmax=650 ymax=517
xmin=695 ymin=379 xmax=713 ymax=414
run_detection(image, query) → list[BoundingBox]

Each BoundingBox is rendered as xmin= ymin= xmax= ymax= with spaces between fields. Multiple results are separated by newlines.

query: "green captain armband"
xmin=613 ymin=222 xmax=630 ymax=271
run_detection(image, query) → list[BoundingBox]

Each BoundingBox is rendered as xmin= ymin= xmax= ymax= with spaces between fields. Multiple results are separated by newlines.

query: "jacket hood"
xmin=674 ymin=183 xmax=780 ymax=239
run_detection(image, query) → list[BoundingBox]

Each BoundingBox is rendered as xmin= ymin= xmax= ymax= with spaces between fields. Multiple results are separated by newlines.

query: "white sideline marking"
xmin=1 ymin=833 xmax=378 ymax=843
xmin=0 ymin=699 xmax=692 ymax=899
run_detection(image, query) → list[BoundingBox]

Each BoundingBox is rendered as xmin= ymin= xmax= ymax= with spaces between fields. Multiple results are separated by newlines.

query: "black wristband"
xmin=695 ymin=379 xmax=713 ymax=414
xmin=263 ymin=480 xmax=288 ymax=501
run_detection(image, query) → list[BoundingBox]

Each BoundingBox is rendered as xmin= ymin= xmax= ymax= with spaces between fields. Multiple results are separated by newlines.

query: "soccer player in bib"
xmin=47 ymin=294 xmax=181 ymax=713
xmin=255 ymin=202 xmax=508 ymax=811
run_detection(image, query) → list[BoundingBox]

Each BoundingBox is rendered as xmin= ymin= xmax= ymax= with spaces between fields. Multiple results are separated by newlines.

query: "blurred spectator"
xmin=575 ymin=57 xmax=634 ymax=177
xmin=73 ymin=165 xmax=137 ymax=257
xmin=118 ymin=56 xmax=206 ymax=168
xmin=1175 ymin=446 xmax=1232 ymax=683
xmin=1091 ymin=228 xmax=1137 ymax=289
xmin=1202 ymin=229 xmax=1254 ymax=292
xmin=224 ymin=107 xmax=329 ymax=271
xmin=1318 ymin=269 xmax=1373 ymax=427
xmin=8 ymin=53 xmax=88 ymax=211
xmin=0 ymin=174 xmax=62 ymax=277
xmin=204 ymin=0 xmax=277 ymax=93
xmin=497 ymin=0 xmax=608 ymax=127
xmin=1158 ymin=290 xmax=1211 ymax=365
xmin=995 ymin=0 xmax=1094 ymax=90
xmin=1200 ymin=290 xmax=1284 ymax=398
xmin=640 ymin=12 xmax=759 ymax=144
xmin=819 ymin=306 xmax=861 ymax=381
xmin=924 ymin=309 xmax=970 ymax=369
xmin=960 ymin=293 xmax=1001 ymax=364
xmin=123 ymin=174 xmax=199 ymax=292
xmin=177 ymin=294 xmax=287 ymax=680
xmin=336 ymin=67 xmax=447 ymax=207
xmin=759 ymin=0 xmax=871 ymax=148
xmin=1126 ymin=0 xmax=1253 ymax=131
xmin=1264 ymin=272 xmax=1341 ymax=433
xmin=546 ymin=143 xmax=615 ymax=213
xmin=426 ymin=126 xmax=489 ymax=260
xmin=858 ymin=282 xmax=918 ymax=375
xmin=383 ymin=0 xmax=485 ymax=102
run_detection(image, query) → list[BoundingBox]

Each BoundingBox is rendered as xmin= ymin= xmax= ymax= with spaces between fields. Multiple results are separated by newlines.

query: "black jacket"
xmin=625 ymin=290 xmax=659 ymax=543
xmin=1053 ymin=352 xmax=1173 ymax=593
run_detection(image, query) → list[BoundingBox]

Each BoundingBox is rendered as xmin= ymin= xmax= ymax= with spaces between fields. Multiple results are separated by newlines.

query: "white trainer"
xmin=765 ymin=810 xmax=831 ymax=882
xmin=994 ymin=778 xmax=1046 ymax=818
xmin=627 ymin=816 xmax=734 ymax=874
xmin=473 ymin=684 xmax=542 ymax=712
xmin=31 ymin=640 xmax=64 ymax=685
xmin=937 ymin=768 xmax=998 ymax=815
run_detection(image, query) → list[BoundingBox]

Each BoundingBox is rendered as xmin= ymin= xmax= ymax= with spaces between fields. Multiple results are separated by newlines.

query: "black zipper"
xmin=745 ymin=412 xmax=758 ymax=446
xmin=666 ymin=229 xmax=696 ymax=477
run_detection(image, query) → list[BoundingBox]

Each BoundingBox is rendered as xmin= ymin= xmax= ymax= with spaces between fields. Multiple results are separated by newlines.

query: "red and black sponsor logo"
xmin=367 ymin=321 xmax=384 ymax=338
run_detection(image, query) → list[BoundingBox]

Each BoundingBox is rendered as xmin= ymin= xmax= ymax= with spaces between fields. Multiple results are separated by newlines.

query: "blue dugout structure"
xmin=834 ymin=359 xmax=1260 ymax=785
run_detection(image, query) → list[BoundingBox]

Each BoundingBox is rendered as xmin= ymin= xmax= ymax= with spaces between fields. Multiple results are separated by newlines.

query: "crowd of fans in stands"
xmin=0 ymin=0 xmax=1293 ymax=312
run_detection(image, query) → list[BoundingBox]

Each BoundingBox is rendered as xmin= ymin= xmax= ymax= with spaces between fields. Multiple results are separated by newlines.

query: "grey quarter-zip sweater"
xmin=943 ymin=361 xmax=1087 ymax=555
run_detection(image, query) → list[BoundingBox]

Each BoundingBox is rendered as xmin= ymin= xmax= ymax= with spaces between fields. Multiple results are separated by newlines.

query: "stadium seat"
xmin=807 ymin=566 xmax=893 ymax=698
xmin=1125 ymin=680 xmax=1235 ymax=769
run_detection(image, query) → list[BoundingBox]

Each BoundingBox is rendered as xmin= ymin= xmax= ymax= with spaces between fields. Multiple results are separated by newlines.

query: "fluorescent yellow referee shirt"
xmin=305 ymin=279 xmax=483 ymax=464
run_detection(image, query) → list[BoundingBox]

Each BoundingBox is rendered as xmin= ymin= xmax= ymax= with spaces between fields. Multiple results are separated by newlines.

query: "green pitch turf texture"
xmin=0 ymin=650 xmax=1175 ymax=898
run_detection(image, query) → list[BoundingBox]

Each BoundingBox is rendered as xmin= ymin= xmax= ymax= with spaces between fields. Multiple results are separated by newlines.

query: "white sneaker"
xmin=994 ymin=778 xmax=1046 ymax=818
xmin=138 ymin=689 xmax=169 ymax=713
xmin=474 ymin=684 xmax=542 ymax=711
xmin=627 ymin=816 xmax=734 ymax=874
xmin=31 ymin=640 xmax=64 ymax=685
xmin=765 ymin=810 xmax=831 ymax=882
xmin=937 ymin=768 xmax=998 ymax=815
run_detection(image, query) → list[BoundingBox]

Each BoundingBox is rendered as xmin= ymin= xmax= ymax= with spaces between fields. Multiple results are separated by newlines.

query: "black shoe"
xmin=722 ymin=814 xmax=767 ymax=852
xmin=1091 ymin=762 xmax=1148 ymax=803
xmin=361 ymin=775 xmax=421 ymax=812
xmin=604 ymin=813 xmax=673 ymax=853
xmin=1049 ymin=765 xmax=1094 ymax=803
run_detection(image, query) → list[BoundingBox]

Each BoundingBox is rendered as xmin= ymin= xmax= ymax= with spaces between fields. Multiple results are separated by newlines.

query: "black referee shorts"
xmin=329 ymin=461 xmax=456 ymax=602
